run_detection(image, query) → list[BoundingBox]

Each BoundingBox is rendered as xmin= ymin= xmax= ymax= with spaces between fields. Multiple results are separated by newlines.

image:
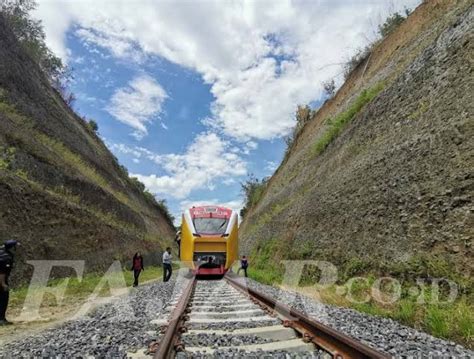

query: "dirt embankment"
xmin=0 ymin=14 xmax=176 ymax=284
xmin=240 ymin=0 xmax=473 ymax=284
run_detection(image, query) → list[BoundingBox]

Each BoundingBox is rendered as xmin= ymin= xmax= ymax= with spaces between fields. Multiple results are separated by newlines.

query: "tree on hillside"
xmin=88 ymin=119 xmax=99 ymax=132
xmin=1 ymin=0 xmax=72 ymax=97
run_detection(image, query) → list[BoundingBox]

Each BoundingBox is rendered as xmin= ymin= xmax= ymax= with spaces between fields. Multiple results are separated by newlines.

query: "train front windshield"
xmin=193 ymin=217 xmax=228 ymax=235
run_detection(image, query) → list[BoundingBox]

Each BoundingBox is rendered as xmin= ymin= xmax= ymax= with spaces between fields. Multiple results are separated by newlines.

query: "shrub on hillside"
xmin=283 ymin=105 xmax=313 ymax=158
xmin=63 ymin=91 xmax=76 ymax=108
xmin=155 ymin=197 xmax=175 ymax=223
xmin=322 ymin=79 xmax=336 ymax=98
xmin=130 ymin=176 xmax=174 ymax=223
xmin=240 ymin=175 xmax=269 ymax=218
xmin=344 ymin=46 xmax=372 ymax=80
xmin=130 ymin=176 xmax=145 ymax=192
xmin=88 ymin=120 xmax=99 ymax=132
xmin=378 ymin=8 xmax=411 ymax=38
xmin=344 ymin=8 xmax=411 ymax=81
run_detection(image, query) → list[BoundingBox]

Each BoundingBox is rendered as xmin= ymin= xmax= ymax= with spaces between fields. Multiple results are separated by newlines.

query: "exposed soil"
xmin=240 ymin=1 xmax=473 ymax=284
xmin=0 ymin=13 xmax=176 ymax=284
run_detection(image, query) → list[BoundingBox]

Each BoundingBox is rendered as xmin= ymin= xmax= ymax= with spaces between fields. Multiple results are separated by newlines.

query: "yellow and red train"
xmin=179 ymin=205 xmax=238 ymax=276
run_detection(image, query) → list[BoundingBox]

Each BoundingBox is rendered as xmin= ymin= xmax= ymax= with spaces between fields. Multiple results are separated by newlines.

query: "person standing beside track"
xmin=0 ymin=240 xmax=19 ymax=325
xmin=131 ymin=252 xmax=144 ymax=287
xmin=175 ymin=230 xmax=181 ymax=257
xmin=162 ymin=247 xmax=172 ymax=282
xmin=237 ymin=255 xmax=249 ymax=277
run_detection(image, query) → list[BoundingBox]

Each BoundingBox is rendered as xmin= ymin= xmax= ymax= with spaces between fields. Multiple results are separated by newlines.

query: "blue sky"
xmin=34 ymin=0 xmax=420 ymax=221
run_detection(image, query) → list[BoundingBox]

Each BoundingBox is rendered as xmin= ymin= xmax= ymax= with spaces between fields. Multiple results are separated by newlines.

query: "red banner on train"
xmin=190 ymin=206 xmax=232 ymax=219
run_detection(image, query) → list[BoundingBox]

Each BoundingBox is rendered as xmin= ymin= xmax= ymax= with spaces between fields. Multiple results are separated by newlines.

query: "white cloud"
xmin=76 ymin=27 xmax=145 ymax=63
xmin=241 ymin=141 xmax=258 ymax=155
xmin=107 ymin=142 xmax=143 ymax=158
xmin=107 ymin=136 xmax=246 ymax=198
xmin=131 ymin=132 xmax=247 ymax=199
xmin=33 ymin=0 xmax=421 ymax=211
xmin=222 ymin=178 xmax=236 ymax=186
xmin=34 ymin=0 xmax=421 ymax=142
xmin=32 ymin=1 xmax=73 ymax=60
xmin=105 ymin=75 xmax=168 ymax=139
xmin=265 ymin=161 xmax=278 ymax=173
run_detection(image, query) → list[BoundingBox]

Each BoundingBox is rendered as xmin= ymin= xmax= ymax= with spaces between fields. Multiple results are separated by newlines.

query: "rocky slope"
xmin=0 ymin=14 xmax=175 ymax=283
xmin=240 ymin=0 xmax=473 ymax=287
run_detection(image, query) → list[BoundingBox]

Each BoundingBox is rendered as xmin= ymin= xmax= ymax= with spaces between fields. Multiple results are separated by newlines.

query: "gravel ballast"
xmin=177 ymin=349 xmax=327 ymax=358
xmin=242 ymin=277 xmax=474 ymax=357
xmin=2 ymin=275 xmax=472 ymax=358
xmin=0 ymin=276 xmax=190 ymax=358
xmin=181 ymin=280 xmax=324 ymax=359
xmin=182 ymin=333 xmax=273 ymax=347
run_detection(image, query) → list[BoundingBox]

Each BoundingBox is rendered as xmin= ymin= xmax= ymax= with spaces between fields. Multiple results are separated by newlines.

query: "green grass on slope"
xmin=247 ymin=263 xmax=473 ymax=348
xmin=8 ymin=266 xmax=164 ymax=316
xmin=313 ymin=82 xmax=385 ymax=155
xmin=0 ymin=96 xmax=142 ymax=215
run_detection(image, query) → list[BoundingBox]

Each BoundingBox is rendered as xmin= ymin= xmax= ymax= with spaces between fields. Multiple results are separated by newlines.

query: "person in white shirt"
xmin=162 ymin=247 xmax=172 ymax=282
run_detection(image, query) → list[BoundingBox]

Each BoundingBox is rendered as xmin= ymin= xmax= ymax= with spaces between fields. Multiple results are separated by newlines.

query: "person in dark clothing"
xmin=131 ymin=252 xmax=144 ymax=287
xmin=237 ymin=255 xmax=249 ymax=277
xmin=175 ymin=231 xmax=181 ymax=257
xmin=0 ymin=240 xmax=19 ymax=325
xmin=162 ymin=247 xmax=172 ymax=282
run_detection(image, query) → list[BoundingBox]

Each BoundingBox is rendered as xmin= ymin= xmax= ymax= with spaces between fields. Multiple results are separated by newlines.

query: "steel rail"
xmin=154 ymin=275 xmax=196 ymax=359
xmin=225 ymin=274 xmax=390 ymax=359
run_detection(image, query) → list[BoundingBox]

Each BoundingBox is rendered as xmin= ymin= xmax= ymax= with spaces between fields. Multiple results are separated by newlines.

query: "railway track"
xmin=153 ymin=274 xmax=390 ymax=358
